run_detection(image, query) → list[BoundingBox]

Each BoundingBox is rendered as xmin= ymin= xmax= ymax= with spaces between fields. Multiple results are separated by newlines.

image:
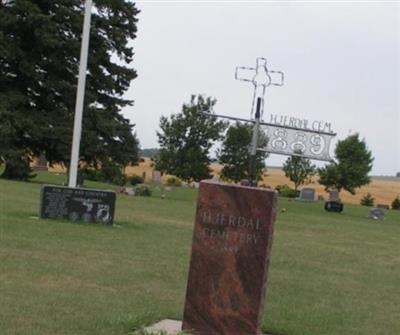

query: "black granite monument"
xmin=40 ymin=185 xmax=116 ymax=224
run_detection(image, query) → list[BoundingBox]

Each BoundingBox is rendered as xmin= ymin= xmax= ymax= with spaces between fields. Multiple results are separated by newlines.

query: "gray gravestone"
xmin=377 ymin=204 xmax=390 ymax=210
xmin=329 ymin=190 xmax=340 ymax=202
xmin=152 ymin=170 xmax=161 ymax=184
xmin=368 ymin=208 xmax=385 ymax=220
xmin=35 ymin=155 xmax=48 ymax=171
xmin=40 ymin=185 xmax=116 ymax=224
xmin=298 ymin=188 xmax=316 ymax=201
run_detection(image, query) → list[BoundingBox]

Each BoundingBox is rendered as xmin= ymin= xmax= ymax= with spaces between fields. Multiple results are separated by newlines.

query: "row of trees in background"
xmin=154 ymin=95 xmax=269 ymax=183
xmin=360 ymin=193 xmax=400 ymax=210
xmin=155 ymin=95 xmax=374 ymax=197
xmin=0 ymin=0 xmax=140 ymax=180
xmin=281 ymin=134 xmax=374 ymax=195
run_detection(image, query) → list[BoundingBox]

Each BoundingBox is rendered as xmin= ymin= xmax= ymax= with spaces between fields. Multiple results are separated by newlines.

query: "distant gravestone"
xmin=329 ymin=190 xmax=340 ymax=202
xmin=125 ymin=187 xmax=135 ymax=196
xmin=152 ymin=170 xmax=161 ymax=184
xmin=182 ymin=181 xmax=277 ymax=335
xmin=368 ymin=208 xmax=385 ymax=220
xmin=76 ymin=174 xmax=85 ymax=187
xmin=40 ymin=185 xmax=116 ymax=224
xmin=377 ymin=204 xmax=390 ymax=210
xmin=35 ymin=155 xmax=48 ymax=171
xmin=298 ymin=187 xmax=316 ymax=201
xmin=324 ymin=201 xmax=343 ymax=213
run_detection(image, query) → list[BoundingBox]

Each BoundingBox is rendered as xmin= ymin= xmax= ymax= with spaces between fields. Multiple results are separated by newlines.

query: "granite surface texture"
xmin=182 ymin=180 xmax=277 ymax=335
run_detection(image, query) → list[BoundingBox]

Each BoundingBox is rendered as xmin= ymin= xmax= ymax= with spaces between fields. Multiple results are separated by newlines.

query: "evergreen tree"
xmin=318 ymin=134 xmax=373 ymax=195
xmin=0 ymin=0 xmax=140 ymax=178
xmin=392 ymin=196 xmax=400 ymax=210
xmin=360 ymin=193 xmax=375 ymax=207
xmin=155 ymin=95 xmax=227 ymax=182
xmin=282 ymin=152 xmax=316 ymax=191
xmin=218 ymin=122 xmax=268 ymax=183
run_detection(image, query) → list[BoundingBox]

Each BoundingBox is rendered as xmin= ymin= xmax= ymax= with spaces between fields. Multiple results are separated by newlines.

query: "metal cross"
xmin=235 ymin=57 xmax=284 ymax=119
xmin=235 ymin=58 xmax=284 ymax=184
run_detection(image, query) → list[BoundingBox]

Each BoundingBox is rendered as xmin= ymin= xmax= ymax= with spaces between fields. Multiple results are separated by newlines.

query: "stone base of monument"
xmin=143 ymin=319 xmax=270 ymax=335
xmin=143 ymin=319 xmax=181 ymax=334
xmin=39 ymin=185 xmax=116 ymax=224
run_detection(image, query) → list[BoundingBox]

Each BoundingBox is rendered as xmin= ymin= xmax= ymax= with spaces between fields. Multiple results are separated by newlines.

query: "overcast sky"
xmin=121 ymin=1 xmax=399 ymax=176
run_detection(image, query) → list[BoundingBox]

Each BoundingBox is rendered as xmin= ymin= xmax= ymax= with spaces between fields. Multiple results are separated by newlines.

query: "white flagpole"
xmin=68 ymin=0 xmax=93 ymax=187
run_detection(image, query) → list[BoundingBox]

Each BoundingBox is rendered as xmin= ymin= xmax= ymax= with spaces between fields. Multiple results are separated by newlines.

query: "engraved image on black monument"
xmin=325 ymin=189 xmax=343 ymax=213
xmin=40 ymin=185 xmax=116 ymax=224
xmin=324 ymin=200 xmax=344 ymax=213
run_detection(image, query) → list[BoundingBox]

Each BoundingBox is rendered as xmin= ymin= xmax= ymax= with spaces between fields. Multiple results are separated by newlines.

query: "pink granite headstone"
xmin=182 ymin=180 xmax=277 ymax=335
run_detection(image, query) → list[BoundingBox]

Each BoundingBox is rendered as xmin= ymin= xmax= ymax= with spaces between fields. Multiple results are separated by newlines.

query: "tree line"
xmin=154 ymin=95 xmax=374 ymax=196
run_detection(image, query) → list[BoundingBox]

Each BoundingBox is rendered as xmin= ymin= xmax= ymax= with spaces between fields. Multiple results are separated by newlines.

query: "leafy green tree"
xmin=282 ymin=152 xmax=316 ymax=191
xmin=218 ymin=122 xmax=268 ymax=183
xmin=318 ymin=134 xmax=373 ymax=195
xmin=155 ymin=95 xmax=227 ymax=182
xmin=0 ymin=0 xmax=140 ymax=179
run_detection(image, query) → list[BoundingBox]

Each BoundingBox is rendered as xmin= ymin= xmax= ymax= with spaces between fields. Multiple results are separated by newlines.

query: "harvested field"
xmin=49 ymin=159 xmax=400 ymax=206
xmin=125 ymin=160 xmax=400 ymax=206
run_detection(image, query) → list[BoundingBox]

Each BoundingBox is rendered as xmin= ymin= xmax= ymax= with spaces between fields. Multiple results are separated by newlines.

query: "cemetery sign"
xmin=204 ymin=57 xmax=336 ymax=181
xmin=260 ymin=117 xmax=335 ymax=162
xmin=182 ymin=181 xmax=277 ymax=334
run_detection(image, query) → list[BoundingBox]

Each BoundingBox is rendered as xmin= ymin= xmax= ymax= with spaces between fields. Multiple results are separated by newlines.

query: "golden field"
xmin=125 ymin=160 xmax=400 ymax=206
xmin=49 ymin=159 xmax=400 ymax=206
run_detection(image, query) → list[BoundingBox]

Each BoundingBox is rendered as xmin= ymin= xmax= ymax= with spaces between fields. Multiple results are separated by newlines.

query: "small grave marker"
xmin=35 ymin=155 xmax=48 ymax=171
xmin=368 ymin=208 xmax=385 ymax=220
xmin=377 ymin=204 xmax=390 ymax=210
xmin=152 ymin=170 xmax=162 ymax=184
xmin=298 ymin=187 xmax=316 ymax=201
xmin=329 ymin=190 xmax=340 ymax=202
xmin=40 ymin=185 xmax=116 ymax=224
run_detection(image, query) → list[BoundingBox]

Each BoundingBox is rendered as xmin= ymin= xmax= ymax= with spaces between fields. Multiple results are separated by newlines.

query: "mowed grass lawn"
xmin=0 ymin=172 xmax=399 ymax=335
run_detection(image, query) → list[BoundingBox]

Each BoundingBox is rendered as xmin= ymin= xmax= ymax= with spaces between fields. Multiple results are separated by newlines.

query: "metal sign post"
xmin=235 ymin=58 xmax=284 ymax=185
xmin=249 ymin=97 xmax=261 ymax=185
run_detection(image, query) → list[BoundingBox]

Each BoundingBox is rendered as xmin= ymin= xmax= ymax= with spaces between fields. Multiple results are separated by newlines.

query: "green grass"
xmin=0 ymin=172 xmax=399 ymax=335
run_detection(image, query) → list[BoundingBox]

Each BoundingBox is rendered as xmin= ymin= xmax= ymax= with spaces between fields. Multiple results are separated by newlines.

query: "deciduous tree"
xmin=218 ymin=122 xmax=268 ymax=183
xmin=282 ymin=152 xmax=316 ymax=191
xmin=318 ymin=134 xmax=373 ymax=195
xmin=155 ymin=95 xmax=227 ymax=182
